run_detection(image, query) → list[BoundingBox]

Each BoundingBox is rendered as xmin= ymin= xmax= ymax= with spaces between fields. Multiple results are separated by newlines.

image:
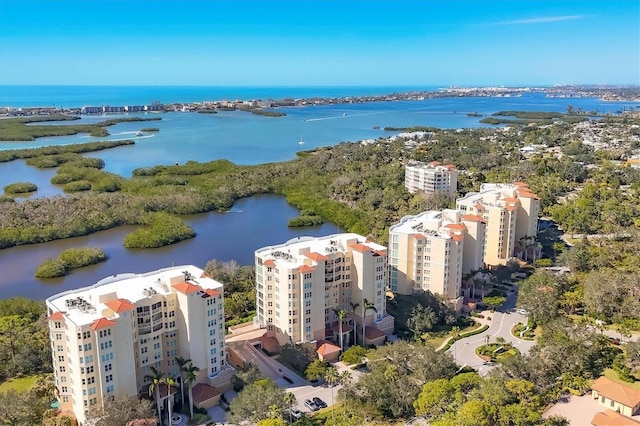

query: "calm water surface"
xmin=0 ymin=195 xmax=342 ymax=300
xmin=0 ymin=91 xmax=636 ymax=300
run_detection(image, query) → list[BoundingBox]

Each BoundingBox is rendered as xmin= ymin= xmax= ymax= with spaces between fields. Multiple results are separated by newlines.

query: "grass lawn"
xmin=423 ymin=323 xmax=481 ymax=348
xmin=603 ymin=369 xmax=640 ymax=390
xmin=0 ymin=374 xmax=40 ymax=393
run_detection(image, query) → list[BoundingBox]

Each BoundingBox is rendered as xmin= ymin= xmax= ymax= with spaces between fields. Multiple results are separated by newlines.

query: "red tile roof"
xmin=592 ymin=376 xmax=640 ymax=407
xmin=474 ymin=203 xmax=484 ymax=210
xmin=591 ymin=410 xmax=640 ymax=426
xmin=90 ymin=317 xmax=117 ymax=331
xmin=205 ymin=288 xmax=221 ymax=297
xmin=263 ymin=259 xmax=276 ymax=266
xmin=105 ymin=299 xmax=136 ymax=313
xmin=451 ymin=234 xmax=464 ymax=242
xmin=364 ymin=327 xmax=386 ymax=340
xmin=444 ymin=164 xmax=456 ymax=170
xmin=462 ymin=214 xmax=485 ymax=223
xmin=305 ymin=252 xmax=328 ymax=261
xmin=48 ymin=311 xmax=65 ymax=321
xmin=373 ymin=250 xmax=387 ymax=257
xmin=412 ymin=234 xmax=427 ymax=239
xmin=298 ymin=265 xmax=316 ymax=273
xmin=429 ymin=161 xmax=441 ymax=165
xmin=316 ymin=342 xmax=341 ymax=356
xmin=191 ymin=383 xmax=222 ymax=404
xmin=173 ymin=282 xmax=202 ymax=295
xmin=445 ymin=223 xmax=466 ymax=231
xmin=350 ymin=243 xmax=371 ymax=253
xmin=517 ymin=191 xmax=540 ymax=199
xmin=503 ymin=197 xmax=520 ymax=204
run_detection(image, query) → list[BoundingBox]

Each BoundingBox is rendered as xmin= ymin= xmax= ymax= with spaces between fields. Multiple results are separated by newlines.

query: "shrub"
xmin=4 ymin=182 xmax=37 ymax=194
xmin=340 ymin=345 xmax=368 ymax=365
xmin=123 ymin=212 xmax=195 ymax=248
xmin=35 ymin=247 xmax=107 ymax=278
xmin=35 ymin=258 xmax=68 ymax=278
xmin=0 ymin=195 xmax=15 ymax=203
xmin=63 ymin=180 xmax=92 ymax=192
xmin=534 ymin=258 xmax=553 ymax=267
xmin=58 ymin=247 xmax=108 ymax=269
xmin=287 ymin=215 xmax=324 ymax=227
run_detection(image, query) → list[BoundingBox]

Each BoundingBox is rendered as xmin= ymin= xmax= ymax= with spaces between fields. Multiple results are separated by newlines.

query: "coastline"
xmin=1 ymin=85 xmax=638 ymax=114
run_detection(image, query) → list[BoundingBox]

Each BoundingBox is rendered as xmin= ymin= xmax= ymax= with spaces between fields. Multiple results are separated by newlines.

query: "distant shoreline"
xmin=1 ymin=85 xmax=639 ymax=114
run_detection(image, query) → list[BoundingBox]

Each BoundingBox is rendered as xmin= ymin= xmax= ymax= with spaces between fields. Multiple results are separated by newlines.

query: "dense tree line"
xmin=0 ymin=298 xmax=51 ymax=381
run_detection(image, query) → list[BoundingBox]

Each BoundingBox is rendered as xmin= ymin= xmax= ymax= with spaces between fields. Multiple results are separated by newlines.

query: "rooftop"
xmin=46 ymin=265 xmax=223 ymax=328
xmin=592 ymin=376 xmax=640 ymax=407
xmin=255 ymin=233 xmax=387 ymax=269
xmin=389 ymin=209 xmax=467 ymax=239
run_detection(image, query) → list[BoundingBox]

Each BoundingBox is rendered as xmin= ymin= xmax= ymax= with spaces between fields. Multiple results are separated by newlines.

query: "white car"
xmin=517 ymin=309 xmax=529 ymax=315
xmin=290 ymin=408 xmax=302 ymax=420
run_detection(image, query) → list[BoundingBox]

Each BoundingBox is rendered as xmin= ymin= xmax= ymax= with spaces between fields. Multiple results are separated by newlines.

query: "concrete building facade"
xmin=404 ymin=161 xmax=458 ymax=197
xmin=456 ymin=182 xmax=540 ymax=266
xmin=255 ymin=234 xmax=394 ymax=347
xmin=46 ymin=265 xmax=232 ymax=425
xmin=388 ymin=209 xmax=486 ymax=298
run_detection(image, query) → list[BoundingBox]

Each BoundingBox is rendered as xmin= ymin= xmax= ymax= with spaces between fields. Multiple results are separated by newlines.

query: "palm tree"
xmin=283 ymin=392 xmax=297 ymax=423
xmin=164 ymin=376 xmax=177 ymax=425
xmin=144 ymin=366 xmax=164 ymax=424
xmin=362 ymin=299 xmax=377 ymax=347
xmin=333 ymin=308 xmax=348 ymax=351
xmin=349 ymin=301 xmax=360 ymax=347
xmin=339 ymin=370 xmax=352 ymax=387
xmin=324 ymin=367 xmax=339 ymax=422
xmin=451 ymin=326 xmax=461 ymax=364
xmin=184 ymin=363 xmax=200 ymax=421
xmin=174 ymin=356 xmax=192 ymax=405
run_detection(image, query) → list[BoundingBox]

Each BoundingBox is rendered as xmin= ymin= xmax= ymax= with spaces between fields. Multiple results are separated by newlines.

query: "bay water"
xmin=0 ymin=86 xmax=636 ymax=300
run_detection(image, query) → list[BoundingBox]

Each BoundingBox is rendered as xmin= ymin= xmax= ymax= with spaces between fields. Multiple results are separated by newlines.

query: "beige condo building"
xmin=46 ymin=265 xmax=232 ymax=425
xmin=404 ymin=161 xmax=458 ymax=197
xmin=388 ymin=209 xmax=486 ymax=298
xmin=255 ymin=234 xmax=394 ymax=347
xmin=456 ymin=182 xmax=540 ymax=266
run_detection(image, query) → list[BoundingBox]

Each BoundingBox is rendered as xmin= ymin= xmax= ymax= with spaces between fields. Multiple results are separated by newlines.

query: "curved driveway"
xmin=447 ymin=290 xmax=535 ymax=375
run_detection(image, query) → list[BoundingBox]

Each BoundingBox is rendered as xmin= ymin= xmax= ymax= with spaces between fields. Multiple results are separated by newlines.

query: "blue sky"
xmin=0 ymin=0 xmax=638 ymax=86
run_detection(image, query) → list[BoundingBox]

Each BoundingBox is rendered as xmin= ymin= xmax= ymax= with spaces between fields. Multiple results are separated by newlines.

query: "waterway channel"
xmin=0 ymin=195 xmax=342 ymax=300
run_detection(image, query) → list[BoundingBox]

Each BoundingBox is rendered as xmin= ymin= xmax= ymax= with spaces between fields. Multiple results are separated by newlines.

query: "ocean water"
xmin=0 ymin=85 xmax=444 ymax=108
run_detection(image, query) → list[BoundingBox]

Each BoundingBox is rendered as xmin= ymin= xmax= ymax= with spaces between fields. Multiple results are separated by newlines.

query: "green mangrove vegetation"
xmin=139 ymin=127 xmax=160 ymax=132
xmin=287 ymin=215 xmax=324 ymax=227
xmin=0 ymin=140 xmax=135 ymax=163
xmin=480 ymin=110 xmax=589 ymax=125
xmin=34 ymin=247 xmax=108 ymax=278
xmin=0 ymin=115 xmax=161 ymax=141
xmin=122 ymin=211 xmax=195 ymax=248
xmin=3 ymin=182 xmax=37 ymax=194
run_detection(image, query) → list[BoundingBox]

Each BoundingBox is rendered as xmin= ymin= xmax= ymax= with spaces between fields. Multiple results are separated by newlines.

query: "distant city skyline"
xmin=0 ymin=0 xmax=638 ymax=86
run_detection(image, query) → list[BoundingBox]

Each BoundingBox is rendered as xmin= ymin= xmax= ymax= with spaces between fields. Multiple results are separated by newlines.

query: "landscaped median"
xmin=437 ymin=324 xmax=490 ymax=352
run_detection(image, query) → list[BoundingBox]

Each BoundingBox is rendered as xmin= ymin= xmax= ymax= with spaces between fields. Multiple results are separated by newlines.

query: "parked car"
xmin=313 ymin=396 xmax=327 ymax=409
xmin=608 ymin=337 xmax=622 ymax=345
xmin=517 ymin=309 xmax=529 ymax=315
xmin=304 ymin=399 xmax=319 ymax=411
xmin=290 ymin=408 xmax=302 ymax=420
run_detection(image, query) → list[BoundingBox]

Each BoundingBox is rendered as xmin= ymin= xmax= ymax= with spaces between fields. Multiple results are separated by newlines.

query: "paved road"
xmin=447 ymin=290 xmax=535 ymax=375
